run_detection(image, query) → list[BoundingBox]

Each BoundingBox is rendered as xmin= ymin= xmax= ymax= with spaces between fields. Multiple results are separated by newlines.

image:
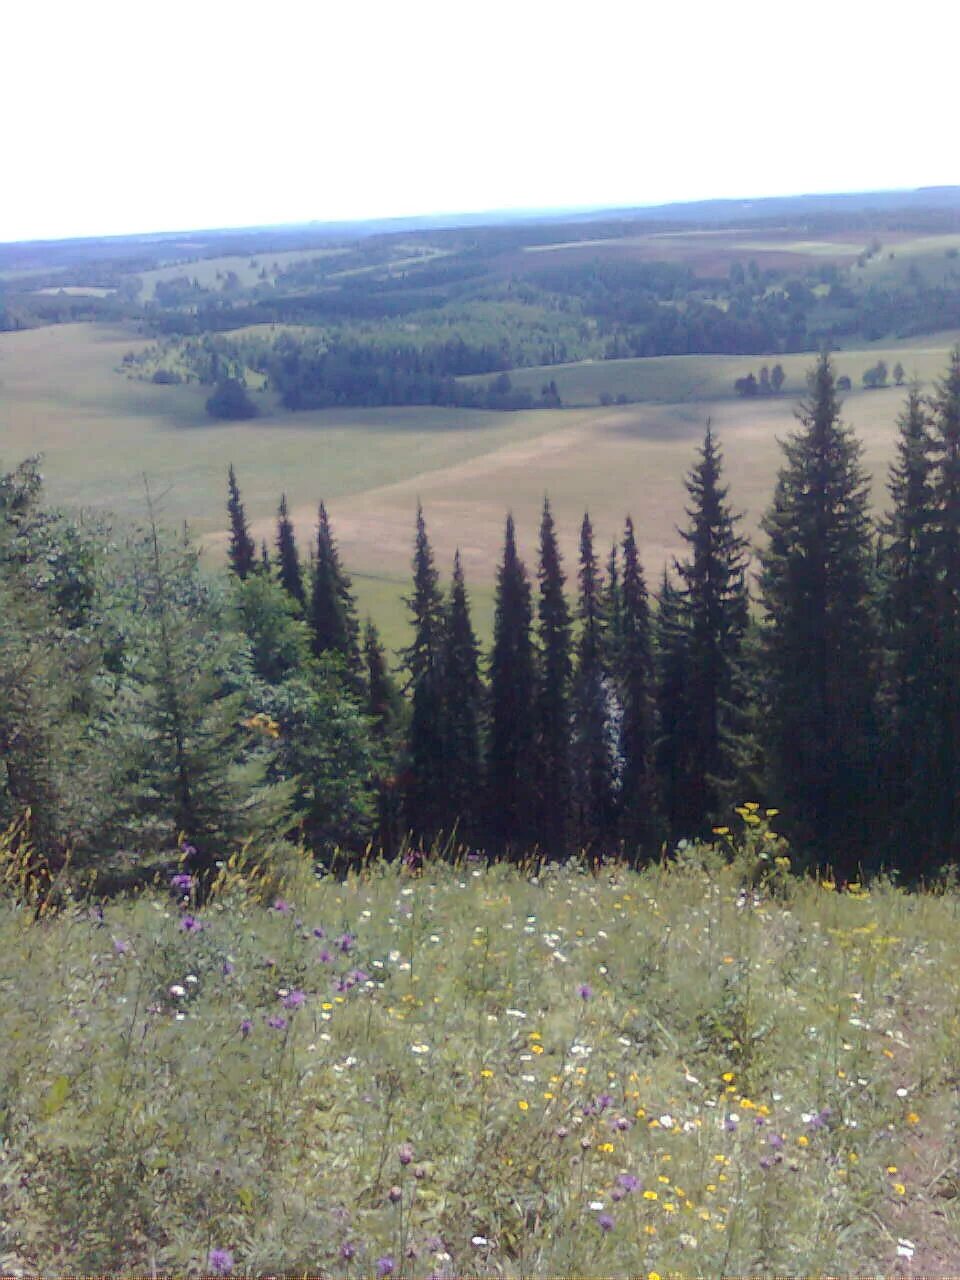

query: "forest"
xmin=4 ymin=350 xmax=960 ymax=898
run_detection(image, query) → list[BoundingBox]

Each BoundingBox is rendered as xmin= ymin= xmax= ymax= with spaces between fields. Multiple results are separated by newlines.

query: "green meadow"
xmin=2 ymin=321 xmax=958 ymax=652
xmin=2 ymin=821 xmax=956 ymax=1275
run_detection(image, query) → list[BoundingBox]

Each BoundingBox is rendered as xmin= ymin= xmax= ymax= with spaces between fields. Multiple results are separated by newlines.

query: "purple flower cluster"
xmin=208 ymin=1247 xmax=233 ymax=1275
xmin=282 ymin=988 xmax=306 ymax=1010
xmin=577 ymin=983 xmax=593 ymax=1001
xmin=170 ymin=872 xmax=193 ymax=894
xmin=179 ymin=914 xmax=202 ymax=934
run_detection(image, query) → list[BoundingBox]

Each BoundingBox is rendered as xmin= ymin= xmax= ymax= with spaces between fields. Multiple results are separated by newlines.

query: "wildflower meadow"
xmin=0 ymin=811 xmax=956 ymax=1276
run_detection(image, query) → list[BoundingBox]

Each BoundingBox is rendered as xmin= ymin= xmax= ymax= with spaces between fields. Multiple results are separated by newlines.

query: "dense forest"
xmin=4 ymin=351 xmax=960 ymax=896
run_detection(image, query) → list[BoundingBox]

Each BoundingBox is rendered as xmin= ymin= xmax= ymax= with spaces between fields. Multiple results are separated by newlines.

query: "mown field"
xmin=1 ymin=821 xmax=956 ymax=1276
xmin=2 ymin=322 xmax=958 ymax=651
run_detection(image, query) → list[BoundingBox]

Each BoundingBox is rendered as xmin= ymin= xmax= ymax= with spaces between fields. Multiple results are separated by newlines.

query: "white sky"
xmin=3 ymin=0 xmax=955 ymax=243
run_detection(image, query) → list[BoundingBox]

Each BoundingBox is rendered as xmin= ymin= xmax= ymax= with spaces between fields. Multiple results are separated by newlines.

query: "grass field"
xmin=136 ymin=250 xmax=348 ymax=300
xmin=2 ymin=322 xmax=957 ymax=653
xmin=3 ymin=830 xmax=958 ymax=1275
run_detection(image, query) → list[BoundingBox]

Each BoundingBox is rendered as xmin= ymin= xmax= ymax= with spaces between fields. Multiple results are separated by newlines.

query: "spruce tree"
xmin=618 ymin=517 xmax=658 ymax=857
xmin=758 ymin=352 xmax=879 ymax=875
xmin=402 ymin=504 xmax=446 ymax=842
xmin=880 ymin=387 xmax=938 ymax=862
xmin=309 ymin=503 xmax=362 ymax=682
xmin=441 ymin=550 xmax=482 ymax=841
xmin=276 ymin=494 xmax=306 ymax=608
xmin=487 ymin=514 xmax=537 ymax=854
xmin=365 ymin=619 xmax=399 ymax=733
xmin=571 ymin=512 xmax=615 ymax=849
xmin=654 ymin=570 xmax=698 ymax=839
xmin=226 ymin=464 xmax=256 ymax=580
xmin=534 ymin=497 xmax=572 ymax=857
xmin=674 ymin=424 xmax=751 ymax=830
xmin=926 ymin=349 xmax=960 ymax=865
xmin=364 ymin=618 xmax=403 ymax=857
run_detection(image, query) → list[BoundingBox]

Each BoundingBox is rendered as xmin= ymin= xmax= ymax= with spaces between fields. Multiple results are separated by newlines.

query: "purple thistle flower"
xmin=376 ymin=1255 xmax=395 ymax=1276
xmin=597 ymin=1212 xmax=615 ymax=1231
xmin=809 ymin=1106 xmax=831 ymax=1129
xmin=222 ymin=959 xmax=235 ymax=977
xmin=266 ymin=1014 xmax=288 ymax=1031
xmin=179 ymin=914 xmax=202 ymax=933
xmin=318 ymin=948 xmax=333 ymax=964
xmin=113 ymin=938 xmax=130 ymax=955
xmin=388 ymin=1184 xmax=402 ymax=1203
xmin=240 ymin=1018 xmax=253 ymax=1038
xmin=208 ymin=1247 xmax=234 ymax=1275
xmin=398 ymin=1142 xmax=414 ymax=1165
xmin=313 ymin=927 xmax=326 ymax=939
xmin=768 ymin=1133 xmax=784 ymax=1150
xmin=350 ymin=968 xmax=370 ymax=984
xmin=596 ymin=1092 xmax=613 ymax=1111
xmin=282 ymin=988 xmax=306 ymax=1009
xmin=577 ymin=983 xmax=593 ymax=1000
xmin=272 ymin=897 xmax=293 ymax=914
xmin=170 ymin=872 xmax=193 ymax=893
xmin=617 ymin=1172 xmax=640 ymax=1192
xmin=340 ymin=1241 xmax=356 ymax=1261
xmin=759 ymin=1155 xmax=773 ymax=1170
xmin=612 ymin=1115 xmax=631 ymax=1131
xmin=337 ymin=932 xmax=355 ymax=954
xmin=611 ymin=1186 xmax=625 ymax=1203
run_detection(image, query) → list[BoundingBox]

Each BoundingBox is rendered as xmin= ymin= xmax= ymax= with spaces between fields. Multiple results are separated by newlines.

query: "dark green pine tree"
xmin=674 ymin=424 xmax=751 ymax=830
xmin=441 ymin=550 xmax=482 ymax=841
xmin=486 ymin=514 xmax=537 ymax=855
xmin=654 ymin=569 xmax=699 ymax=839
xmin=260 ymin=539 xmax=271 ymax=573
xmin=758 ymin=352 xmax=879 ymax=876
xmin=571 ymin=512 xmax=615 ymax=850
xmin=534 ymin=497 xmax=572 ymax=857
xmin=402 ymin=504 xmax=447 ymax=843
xmin=226 ymin=464 xmax=256 ymax=580
xmin=365 ymin=619 xmax=399 ymax=733
xmin=879 ymin=386 xmax=938 ymax=864
xmin=364 ymin=618 xmax=403 ymax=856
xmin=276 ymin=494 xmax=306 ymax=608
xmin=618 ymin=517 xmax=659 ymax=858
xmin=926 ymin=349 xmax=960 ymax=866
xmin=309 ymin=503 xmax=362 ymax=681
xmin=603 ymin=540 xmax=623 ymax=659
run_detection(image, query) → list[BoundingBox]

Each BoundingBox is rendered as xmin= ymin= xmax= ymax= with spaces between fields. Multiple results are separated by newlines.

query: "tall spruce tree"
xmin=276 ymin=494 xmax=306 ymax=608
xmin=441 ymin=550 xmax=482 ymax=841
xmin=654 ymin=569 xmax=698 ymax=839
xmin=487 ymin=514 xmax=537 ymax=854
xmin=402 ymin=504 xmax=446 ymax=842
xmin=926 ymin=349 xmax=960 ymax=866
xmin=534 ymin=497 xmax=572 ymax=857
xmin=226 ymin=464 xmax=256 ymax=580
xmin=618 ymin=517 xmax=658 ymax=857
xmin=309 ymin=503 xmax=362 ymax=681
xmin=674 ymin=424 xmax=751 ymax=830
xmin=758 ymin=352 xmax=879 ymax=875
xmin=880 ymin=386 xmax=938 ymax=863
xmin=571 ymin=513 xmax=615 ymax=850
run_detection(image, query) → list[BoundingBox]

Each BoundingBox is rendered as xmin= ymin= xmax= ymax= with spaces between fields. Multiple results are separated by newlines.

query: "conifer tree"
xmin=674 ymin=424 xmax=751 ymax=830
xmin=618 ymin=517 xmax=658 ymax=857
xmin=276 ymin=494 xmax=305 ymax=608
xmin=880 ymin=387 xmax=938 ymax=860
xmin=309 ymin=503 xmax=362 ymax=681
xmin=365 ymin=619 xmax=399 ymax=733
xmin=441 ymin=550 xmax=482 ymax=840
xmin=260 ymin=539 xmax=271 ymax=573
xmin=926 ymin=349 xmax=960 ymax=865
xmin=487 ymin=514 xmax=537 ymax=854
xmin=226 ymin=463 xmax=256 ymax=580
xmin=402 ymin=504 xmax=446 ymax=842
xmin=534 ymin=497 xmax=572 ymax=857
xmin=654 ymin=570 xmax=698 ymax=839
xmin=364 ymin=618 xmax=403 ymax=856
xmin=571 ymin=512 xmax=615 ymax=849
xmin=758 ymin=353 xmax=879 ymax=874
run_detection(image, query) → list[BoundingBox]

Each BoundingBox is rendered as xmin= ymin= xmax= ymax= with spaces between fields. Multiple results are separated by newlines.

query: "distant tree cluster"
xmin=733 ymin=364 xmax=786 ymax=397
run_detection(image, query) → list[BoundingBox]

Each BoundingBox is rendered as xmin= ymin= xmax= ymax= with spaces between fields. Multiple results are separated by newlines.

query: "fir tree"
xmin=534 ymin=497 xmax=572 ymax=857
xmin=226 ymin=464 xmax=256 ymax=580
xmin=309 ymin=503 xmax=362 ymax=681
xmin=275 ymin=494 xmax=305 ymax=608
xmin=260 ymin=539 xmax=271 ymax=573
xmin=571 ymin=512 xmax=615 ymax=849
xmin=618 ymin=517 xmax=658 ymax=857
xmin=487 ymin=514 xmax=536 ymax=854
xmin=364 ymin=618 xmax=403 ymax=857
xmin=402 ymin=504 xmax=446 ymax=842
xmin=674 ymin=424 xmax=751 ymax=830
xmin=441 ymin=550 xmax=482 ymax=841
xmin=654 ymin=569 xmax=698 ymax=839
xmin=365 ymin=619 xmax=399 ymax=733
xmin=758 ymin=353 xmax=879 ymax=875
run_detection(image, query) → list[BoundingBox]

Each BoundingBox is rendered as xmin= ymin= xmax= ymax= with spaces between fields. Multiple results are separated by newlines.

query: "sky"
xmin=4 ymin=0 xmax=955 ymax=243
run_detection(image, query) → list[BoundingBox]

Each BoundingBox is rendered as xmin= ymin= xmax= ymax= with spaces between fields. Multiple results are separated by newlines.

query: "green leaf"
xmin=41 ymin=1074 xmax=71 ymax=1118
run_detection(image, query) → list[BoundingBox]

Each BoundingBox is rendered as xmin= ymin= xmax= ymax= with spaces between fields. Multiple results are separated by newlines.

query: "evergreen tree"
xmin=758 ymin=353 xmax=879 ymax=875
xmin=571 ymin=513 xmax=615 ymax=849
xmin=402 ymin=504 xmax=446 ymax=842
xmin=365 ymin=619 xmax=399 ymax=733
xmin=674 ymin=424 xmax=751 ymax=830
xmin=226 ymin=464 xmax=256 ymax=580
xmin=309 ymin=503 xmax=362 ymax=681
xmin=534 ymin=497 xmax=572 ymax=857
xmin=654 ymin=570 xmax=698 ymax=839
xmin=364 ymin=618 xmax=403 ymax=857
xmin=926 ymin=349 xmax=960 ymax=865
xmin=260 ymin=539 xmax=271 ymax=573
xmin=441 ymin=550 xmax=482 ymax=840
xmin=618 ymin=517 xmax=659 ymax=857
xmin=487 ymin=514 xmax=537 ymax=854
xmin=276 ymin=494 xmax=305 ymax=608
xmin=880 ymin=387 xmax=938 ymax=862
